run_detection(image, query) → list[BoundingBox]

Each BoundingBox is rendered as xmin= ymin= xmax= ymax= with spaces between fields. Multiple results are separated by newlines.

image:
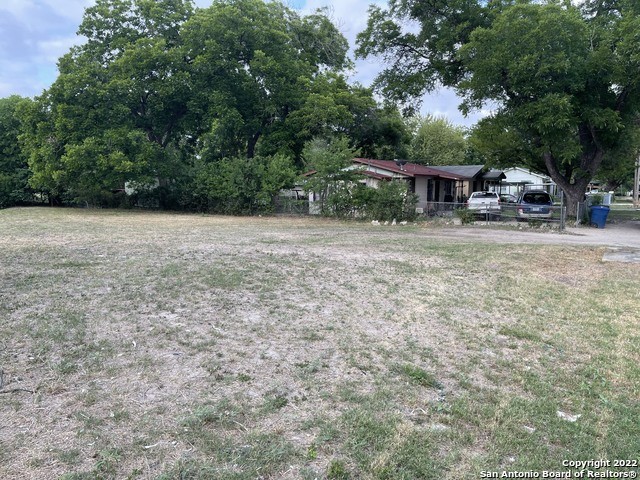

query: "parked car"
xmin=516 ymin=190 xmax=554 ymax=221
xmin=466 ymin=191 xmax=501 ymax=219
xmin=500 ymin=193 xmax=518 ymax=204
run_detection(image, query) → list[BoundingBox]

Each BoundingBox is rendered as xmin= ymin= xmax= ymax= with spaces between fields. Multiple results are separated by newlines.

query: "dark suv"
xmin=516 ymin=190 xmax=554 ymax=221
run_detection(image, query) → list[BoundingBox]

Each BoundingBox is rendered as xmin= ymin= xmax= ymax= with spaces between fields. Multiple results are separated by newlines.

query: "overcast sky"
xmin=0 ymin=0 xmax=484 ymax=127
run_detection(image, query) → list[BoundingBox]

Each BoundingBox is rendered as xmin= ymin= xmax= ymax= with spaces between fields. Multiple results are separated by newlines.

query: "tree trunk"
xmin=561 ymin=182 xmax=589 ymax=224
xmin=543 ymin=150 xmax=602 ymax=219
xmin=247 ymin=131 xmax=261 ymax=159
xmin=49 ymin=193 xmax=61 ymax=206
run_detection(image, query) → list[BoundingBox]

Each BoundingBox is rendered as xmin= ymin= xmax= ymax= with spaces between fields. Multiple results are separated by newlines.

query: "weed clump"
xmin=399 ymin=364 xmax=443 ymax=389
xmin=327 ymin=459 xmax=350 ymax=479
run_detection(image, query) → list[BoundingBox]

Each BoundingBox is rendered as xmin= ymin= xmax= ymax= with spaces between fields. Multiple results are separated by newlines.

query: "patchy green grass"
xmin=607 ymin=204 xmax=640 ymax=222
xmin=0 ymin=207 xmax=639 ymax=479
xmin=396 ymin=363 xmax=443 ymax=389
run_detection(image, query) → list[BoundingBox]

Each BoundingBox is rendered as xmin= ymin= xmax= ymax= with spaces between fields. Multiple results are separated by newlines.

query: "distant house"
xmin=351 ymin=158 xmax=460 ymax=210
xmin=349 ymin=159 xmax=505 ymax=212
xmin=294 ymin=158 xmax=506 ymax=215
xmin=431 ymin=165 xmax=506 ymax=200
xmin=500 ymin=167 xmax=557 ymax=196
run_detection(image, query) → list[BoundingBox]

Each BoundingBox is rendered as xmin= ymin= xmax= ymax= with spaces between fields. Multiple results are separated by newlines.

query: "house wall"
xmin=414 ymin=176 xmax=429 ymax=209
xmin=454 ymin=178 xmax=500 ymax=200
xmin=503 ymin=168 xmax=550 ymax=184
xmin=459 ymin=181 xmax=472 ymax=200
xmin=364 ymin=178 xmax=381 ymax=188
xmin=308 ymin=191 xmax=321 ymax=215
xmin=454 ymin=180 xmax=469 ymax=203
xmin=501 ymin=168 xmax=556 ymax=195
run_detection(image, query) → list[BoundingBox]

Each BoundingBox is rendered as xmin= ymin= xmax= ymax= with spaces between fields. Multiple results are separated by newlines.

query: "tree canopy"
xmin=357 ymin=0 xmax=640 ymax=213
xmin=407 ymin=114 xmax=467 ymax=165
xmin=13 ymin=0 xmax=406 ymax=210
xmin=0 ymin=96 xmax=33 ymax=207
xmin=183 ymin=0 xmax=350 ymax=160
xmin=21 ymin=0 xmax=196 ymax=206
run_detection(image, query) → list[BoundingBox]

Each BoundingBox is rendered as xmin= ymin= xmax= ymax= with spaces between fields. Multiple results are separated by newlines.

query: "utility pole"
xmin=634 ymin=156 xmax=640 ymax=208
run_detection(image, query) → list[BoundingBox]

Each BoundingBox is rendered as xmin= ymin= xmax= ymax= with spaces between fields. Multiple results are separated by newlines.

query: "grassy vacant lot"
xmin=608 ymin=203 xmax=640 ymax=222
xmin=1 ymin=208 xmax=639 ymax=480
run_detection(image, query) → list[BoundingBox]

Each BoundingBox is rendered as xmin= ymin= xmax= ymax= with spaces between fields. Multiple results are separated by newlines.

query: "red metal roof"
xmin=352 ymin=158 xmax=462 ymax=180
xmin=361 ymin=170 xmax=394 ymax=180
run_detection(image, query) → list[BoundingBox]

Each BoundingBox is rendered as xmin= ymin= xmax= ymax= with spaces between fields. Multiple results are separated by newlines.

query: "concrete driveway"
xmin=563 ymin=221 xmax=640 ymax=249
xmin=429 ymin=220 xmax=640 ymax=262
xmin=434 ymin=221 xmax=638 ymax=247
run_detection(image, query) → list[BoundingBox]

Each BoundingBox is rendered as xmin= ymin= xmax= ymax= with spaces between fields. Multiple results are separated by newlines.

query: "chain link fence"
xmin=274 ymin=196 xmax=309 ymax=215
xmin=419 ymin=201 xmax=567 ymax=230
xmin=274 ymin=195 xmax=569 ymax=230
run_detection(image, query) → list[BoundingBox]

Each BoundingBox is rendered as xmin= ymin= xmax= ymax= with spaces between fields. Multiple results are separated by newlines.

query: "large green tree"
xmin=283 ymin=74 xmax=410 ymax=161
xmin=21 ymin=0 xmax=196 ymax=206
xmin=357 ymin=0 xmax=640 ymax=214
xmin=183 ymin=0 xmax=350 ymax=160
xmin=408 ymin=114 xmax=467 ymax=165
xmin=19 ymin=0 xmax=410 ymax=209
xmin=0 ymin=96 xmax=33 ymax=207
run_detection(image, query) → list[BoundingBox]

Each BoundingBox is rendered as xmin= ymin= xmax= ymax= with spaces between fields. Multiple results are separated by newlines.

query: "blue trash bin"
xmin=590 ymin=205 xmax=610 ymax=228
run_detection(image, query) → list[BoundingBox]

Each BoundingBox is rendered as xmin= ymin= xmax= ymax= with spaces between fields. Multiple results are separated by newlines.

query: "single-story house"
xmin=290 ymin=158 xmax=506 ymax=215
xmin=351 ymin=159 xmax=506 ymax=209
xmin=351 ymin=158 xmax=461 ymax=210
xmin=429 ymin=165 xmax=506 ymax=200
xmin=499 ymin=167 xmax=557 ymax=196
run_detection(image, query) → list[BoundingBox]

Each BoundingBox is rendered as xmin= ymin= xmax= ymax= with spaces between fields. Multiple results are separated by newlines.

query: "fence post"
xmin=559 ymin=190 xmax=565 ymax=231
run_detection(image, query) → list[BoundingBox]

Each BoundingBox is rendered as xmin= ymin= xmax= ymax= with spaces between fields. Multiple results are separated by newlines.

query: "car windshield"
xmin=522 ymin=193 xmax=551 ymax=203
xmin=472 ymin=192 xmax=498 ymax=198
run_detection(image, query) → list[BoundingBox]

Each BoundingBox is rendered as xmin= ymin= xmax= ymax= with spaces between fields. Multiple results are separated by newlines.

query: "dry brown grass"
xmin=1 ymin=207 xmax=638 ymax=479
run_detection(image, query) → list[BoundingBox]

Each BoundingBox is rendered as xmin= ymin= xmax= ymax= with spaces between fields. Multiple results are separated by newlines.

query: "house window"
xmin=444 ymin=180 xmax=454 ymax=202
xmin=445 ymin=180 xmax=454 ymax=195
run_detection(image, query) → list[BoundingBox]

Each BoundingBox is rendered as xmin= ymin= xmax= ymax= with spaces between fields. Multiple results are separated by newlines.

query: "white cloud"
xmin=0 ymin=0 xmax=483 ymax=126
xmin=303 ymin=0 xmax=384 ymax=41
xmin=300 ymin=0 xmax=482 ymax=126
xmin=0 ymin=82 xmax=16 ymax=98
xmin=0 ymin=0 xmax=89 ymax=32
xmin=37 ymin=36 xmax=82 ymax=63
xmin=39 ymin=0 xmax=94 ymax=21
xmin=0 ymin=0 xmax=36 ymax=21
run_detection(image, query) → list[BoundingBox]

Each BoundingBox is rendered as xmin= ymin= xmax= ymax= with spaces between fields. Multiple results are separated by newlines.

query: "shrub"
xmin=588 ymin=193 xmax=603 ymax=206
xmin=191 ymin=154 xmax=296 ymax=214
xmin=326 ymin=185 xmax=358 ymax=218
xmin=455 ymin=207 xmax=475 ymax=224
xmin=367 ymin=181 xmax=418 ymax=221
xmin=325 ymin=180 xmax=418 ymax=221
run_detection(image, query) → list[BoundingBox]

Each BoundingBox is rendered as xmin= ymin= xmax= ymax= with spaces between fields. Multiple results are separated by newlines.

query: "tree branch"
xmin=543 ymin=151 xmax=572 ymax=191
xmin=615 ymin=86 xmax=630 ymax=112
xmin=394 ymin=40 xmax=430 ymax=62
